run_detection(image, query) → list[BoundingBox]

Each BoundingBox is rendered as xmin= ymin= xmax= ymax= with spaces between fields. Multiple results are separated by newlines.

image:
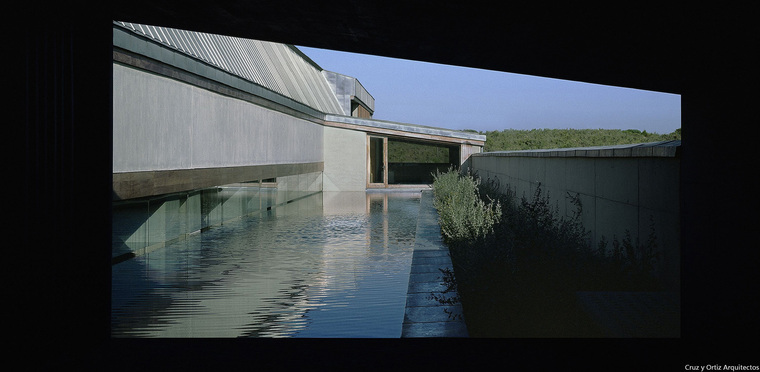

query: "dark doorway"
xmin=387 ymin=138 xmax=459 ymax=185
xmin=369 ymin=136 xmax=386 ymax=186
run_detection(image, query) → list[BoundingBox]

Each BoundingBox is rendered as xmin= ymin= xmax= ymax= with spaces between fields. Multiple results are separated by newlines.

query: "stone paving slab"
xmin=410 ymin=249 xmax=449 ymax=258
xmin=407 ymin=281 xmax=448 ymax=294
xmin=410 ymin=264 xmax=448 ymax=274
xmin=401 ymin=321 xmax=469 ymax=338
xmin=411 ymin=256 xmax=453 ymax=266
xmin=402 ymin=191 xmax=468 ymax=338
xmin=404 ymin=304 xmax=465 ymax=323
xmin=409 ymin=272 xmax=448 ymax=283
xmin=405 ymin=292 xmax=459 ymax=307
xmin=412 ymin=242 xmax=447 ymax=251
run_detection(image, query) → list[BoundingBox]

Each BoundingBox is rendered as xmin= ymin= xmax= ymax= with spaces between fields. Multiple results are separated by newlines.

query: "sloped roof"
xmin=114 ymin=21 xmax=346 ymax=115
xmin=113 ymin=21 xmax=485 ymax=145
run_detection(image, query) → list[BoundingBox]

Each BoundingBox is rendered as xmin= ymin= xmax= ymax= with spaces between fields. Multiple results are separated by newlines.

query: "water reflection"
xmin=111 ymin=191 xmax=421 ymax=338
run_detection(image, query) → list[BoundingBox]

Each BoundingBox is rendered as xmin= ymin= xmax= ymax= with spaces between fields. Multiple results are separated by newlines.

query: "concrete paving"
xmin=401 ymin=191 xmax=469 ymax=337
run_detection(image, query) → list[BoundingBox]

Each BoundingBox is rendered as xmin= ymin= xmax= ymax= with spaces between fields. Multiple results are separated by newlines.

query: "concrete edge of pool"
xmin=401 ymin=190 xmax=469 ymax=338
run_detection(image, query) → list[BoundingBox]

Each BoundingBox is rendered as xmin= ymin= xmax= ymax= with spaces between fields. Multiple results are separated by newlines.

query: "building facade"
xmin=112 ymin=21 xmax=484 ymax=260
xmin=113 ymin=21 xmax=484 ymax=199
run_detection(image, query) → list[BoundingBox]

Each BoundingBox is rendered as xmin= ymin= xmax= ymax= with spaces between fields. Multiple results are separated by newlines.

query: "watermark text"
xmin=685 ymin=365 xmax=759 ymax=371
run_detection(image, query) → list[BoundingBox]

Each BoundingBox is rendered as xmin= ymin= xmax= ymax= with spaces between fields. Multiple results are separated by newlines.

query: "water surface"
xmin=111 ymin=191 xmax=421 ymax=338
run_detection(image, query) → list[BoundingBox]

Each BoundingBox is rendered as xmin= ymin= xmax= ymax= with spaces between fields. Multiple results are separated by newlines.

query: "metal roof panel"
xmin=114 ymin=21 xmax=344 ymax=115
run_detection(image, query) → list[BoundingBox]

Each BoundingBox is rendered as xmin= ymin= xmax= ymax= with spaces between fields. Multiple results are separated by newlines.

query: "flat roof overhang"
xmin=324 ymin=115 xmax=485 ymax=147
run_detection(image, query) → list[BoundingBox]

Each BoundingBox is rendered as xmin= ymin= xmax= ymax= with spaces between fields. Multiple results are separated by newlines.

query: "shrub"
xmin=442 ymin=182 xmax=595 ymax=336
xmin=434 ymin=174 xmax=662 ymax=336
xmin=431 ymin=168 xmax=501 ymax=243
xmin=585 ymin=217 xmax=662 ymax=291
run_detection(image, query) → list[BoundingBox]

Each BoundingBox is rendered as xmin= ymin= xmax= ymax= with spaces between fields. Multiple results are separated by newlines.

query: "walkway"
xmin=401 ymin=191 xmax=468 ymax=337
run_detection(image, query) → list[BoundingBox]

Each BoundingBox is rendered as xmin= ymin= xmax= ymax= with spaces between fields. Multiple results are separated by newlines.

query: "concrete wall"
xmin=469 ymin=144 xmax=680 ymax=291
xmin=323 ymin=126 xmax=367 ymax=191
xmin=112 ymin=61 xmax=330 ymax=259
xmin=113 ymin=63 xmax=324 ymax=173
xmin=274 ymin=172 xmax=324 ymax=204
xmin=112 ymin=172 xmax=323 ymax=262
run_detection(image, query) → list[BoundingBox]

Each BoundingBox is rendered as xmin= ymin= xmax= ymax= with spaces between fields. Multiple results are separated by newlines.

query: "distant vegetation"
xmin=388 ymin=140 xmax=449 ymax=163
xmin=389 ymin=128 xmax=681 ymax=163
xmin=480 ymin=128 xmax=681 ymax=152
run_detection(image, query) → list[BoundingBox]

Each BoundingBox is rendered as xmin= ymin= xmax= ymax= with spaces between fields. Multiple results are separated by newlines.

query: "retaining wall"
xmin=466 ymin=141 xmax=680 ymax=291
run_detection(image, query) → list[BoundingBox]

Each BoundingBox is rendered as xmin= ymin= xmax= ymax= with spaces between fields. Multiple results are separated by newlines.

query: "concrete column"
xmin=323 ymin=126 xmax=367 ymax=191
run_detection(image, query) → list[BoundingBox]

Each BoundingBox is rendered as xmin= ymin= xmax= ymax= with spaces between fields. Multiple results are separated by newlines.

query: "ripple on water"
xmin=111 ymin=192 xmax=420 ymax=338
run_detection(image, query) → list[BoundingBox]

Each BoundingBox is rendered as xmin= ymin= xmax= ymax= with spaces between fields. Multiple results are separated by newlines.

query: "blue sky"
xmin=298 ymin=46 xmax=681 ymax=134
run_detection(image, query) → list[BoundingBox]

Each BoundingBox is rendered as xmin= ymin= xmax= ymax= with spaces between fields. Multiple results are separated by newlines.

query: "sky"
xmin=298 ymin=46 xmax=682 ymax=135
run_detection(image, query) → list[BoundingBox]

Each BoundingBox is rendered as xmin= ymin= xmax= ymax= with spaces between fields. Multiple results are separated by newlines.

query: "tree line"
xmin=477 ymin=128 xmax=681 ymax=152
xmin=387 ymin=128 xmax=681 ymax=163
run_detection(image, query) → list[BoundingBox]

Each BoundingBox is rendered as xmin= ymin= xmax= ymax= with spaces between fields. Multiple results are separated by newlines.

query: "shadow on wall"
xmin=111 ymin=173 xmax=323 ymax=264
xmin=468 ymin=150 xmax=680 ymax=292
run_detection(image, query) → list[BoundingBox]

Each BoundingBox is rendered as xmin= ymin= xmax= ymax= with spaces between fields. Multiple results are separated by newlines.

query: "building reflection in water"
xmin=111 ymin=189 xmax=420 ymax=338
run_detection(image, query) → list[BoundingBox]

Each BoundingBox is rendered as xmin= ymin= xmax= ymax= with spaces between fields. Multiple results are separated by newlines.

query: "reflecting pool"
xmin=111 ymin=191 xmax=421 ymax=337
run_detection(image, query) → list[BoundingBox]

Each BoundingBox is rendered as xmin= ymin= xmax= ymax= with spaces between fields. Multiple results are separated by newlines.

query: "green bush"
xmin=431 ymin=168 xmax=502 ymax=243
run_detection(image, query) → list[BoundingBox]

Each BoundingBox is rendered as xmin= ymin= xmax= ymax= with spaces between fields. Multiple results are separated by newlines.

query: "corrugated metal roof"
xmin=114 ymin=21 xmax=346 ymax=115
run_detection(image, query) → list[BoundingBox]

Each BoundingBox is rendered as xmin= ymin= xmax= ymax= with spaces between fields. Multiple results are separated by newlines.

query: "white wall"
xmin=113 ymin=63 xmax=324 ymax=173
xmin=322 ymin=126 xmax=367 ymax=191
